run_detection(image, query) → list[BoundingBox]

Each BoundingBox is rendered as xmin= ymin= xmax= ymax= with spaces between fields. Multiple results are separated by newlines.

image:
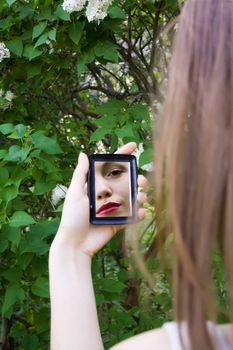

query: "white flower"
xmin=86 ymin=0 xmax=113 ymax=22
xmin=0 ymin=89 xmax=4 ymax=97
xmin=0 ymin=43 xmax=10 ymax=63
xmin=62 ymin=0 xmax=113 ymax=22
xmin=5 ymin=90 xmax=15 ymax=102
xmin=134 ymin=143 xmax=144 ymax=164
xmin=141 ymin=162 xmax=154 ymax=172
xmin=51 ymin=185 xmax=68 ymax=205
xmin=62 ymin=0 xmax=87 ymax=13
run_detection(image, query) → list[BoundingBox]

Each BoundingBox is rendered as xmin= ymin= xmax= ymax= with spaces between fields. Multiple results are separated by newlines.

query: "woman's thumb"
xmin=69 ymin=152 xmax=89 ymax=192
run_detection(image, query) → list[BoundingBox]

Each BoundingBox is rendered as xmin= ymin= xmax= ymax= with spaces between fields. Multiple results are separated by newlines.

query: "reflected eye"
xmin=106 ymin=169 xmax=124 ymax=178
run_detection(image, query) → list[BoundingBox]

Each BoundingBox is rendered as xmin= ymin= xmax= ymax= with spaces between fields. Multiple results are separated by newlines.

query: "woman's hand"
xmin=51 ymin=142 xmax=148 ymax=257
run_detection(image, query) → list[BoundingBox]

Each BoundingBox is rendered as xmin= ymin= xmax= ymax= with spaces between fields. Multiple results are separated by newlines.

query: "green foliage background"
xmin=1 ymin=1 xmax=227 ymax=349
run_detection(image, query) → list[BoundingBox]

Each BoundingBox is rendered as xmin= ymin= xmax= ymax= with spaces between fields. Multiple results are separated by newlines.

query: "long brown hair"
xmin=155 ymin=0 xmax=233 ymax=348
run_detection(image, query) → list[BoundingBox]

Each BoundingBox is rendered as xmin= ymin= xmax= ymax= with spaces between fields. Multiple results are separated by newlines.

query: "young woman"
xmin=49 ymin=0 xmax=233 ymax=348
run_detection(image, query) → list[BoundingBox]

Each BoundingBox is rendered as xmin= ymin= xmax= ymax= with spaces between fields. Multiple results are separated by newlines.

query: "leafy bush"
xmin=0 ymin=0 xmax=181 ymax=348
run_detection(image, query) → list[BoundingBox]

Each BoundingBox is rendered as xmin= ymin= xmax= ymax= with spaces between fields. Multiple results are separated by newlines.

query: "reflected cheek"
xmin=115 ymin=187 xmax=130 ymax=206
xmin=121 ymin=178 xmax=130 ymax=197
xmin=95 ymin=178 xmax=102 ymax=193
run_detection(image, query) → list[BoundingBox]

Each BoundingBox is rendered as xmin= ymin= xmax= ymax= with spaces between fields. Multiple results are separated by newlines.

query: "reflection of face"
xmin=95 ymin=161 xmax=132 ymax=217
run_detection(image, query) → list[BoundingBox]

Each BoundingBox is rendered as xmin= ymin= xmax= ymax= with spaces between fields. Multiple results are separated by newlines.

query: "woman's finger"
xmin=68 ymin=152 xmax=89 ymax=196
xmin=114 ymin=142 xmax=137 ymax=155
xmin=137 ymin=191 xmax=148 ymax=205
xmin=138 ymin=174 xmax=149 ymax=190
xmin=137 ymin=207 xmax=147 ymax=221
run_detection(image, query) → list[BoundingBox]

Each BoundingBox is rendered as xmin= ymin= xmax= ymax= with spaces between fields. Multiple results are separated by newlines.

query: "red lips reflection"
xmin=97 ymin=202 xmax=121 ymax=215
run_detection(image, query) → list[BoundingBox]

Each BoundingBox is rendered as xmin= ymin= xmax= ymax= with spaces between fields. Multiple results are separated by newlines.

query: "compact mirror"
xmin=88 ymin=154 xmax=137 ymax=224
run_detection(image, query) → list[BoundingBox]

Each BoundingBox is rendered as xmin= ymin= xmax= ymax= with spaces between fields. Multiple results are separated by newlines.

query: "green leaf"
xmin=35 ymin=156 xmax=60 ymax=174
xmin=60 ymin=57 xmax=71 ymax=69
xmin=36 ymin=7 xmax=55 ymax=20
xmin=0 ymin=185 xmax=18 ymax=203
xmin=19 ymin=227 xmax=50 ymax=255
xmin=2 ymin=267 xmax=22 ymax=282
xmin=8 ymin=124 xmax=27 ymax=139
xmin=30 ymin=219 xmax=59 ymax=239
xmin=93 ymin=115 xmax=118 ymax=128
xmin=9 ymin=322 xmax=27 ymax=339
xmin=15 ymin=124 xmax=27 ymax=137
xmin=9 ymin=211 xmax=36 ymax=227
xmin=115 ymin=124 xmax=136 ymax=139
xmin=23 ymin=44 xmax=42 ymax=60
xmin=33 ymin=178 xmax=56 ymax=195
xmin=33 ymin=0 xmax=40 ymax=9
xmin=128 ymin=104 xmax=150 ymax=122
xmin=6 ymin=0 xmax=16 ymax=5
xmin=48 ymin=28 xmax=56 ymax=41
xmin=89 ymin=128 xmax=111 ymax=143
xmin=0 ymin=240 xmax=8 ymax=253
xmin=19 ymin=4 xmax=34 ymax=19
xmin=30 ymin=131 xmax=63 ymax=154
xmin=0 ymin=167 xmax=9 ymax=183
xmin=76 ymin=49 xmax=95 ymax=76
xmin=139 ymin=148 xmax=153 ymax=167
xmin=0 ymin=150 xmax=7 ymax=159
xmin=108 ymin=6 xmax=126 ymax=19
xmin=165 ymin=0 xmax=179 ymax=10
xmin=68 ymin=21 xmax=85 ymax=46
xmin=34 ymin=308 xmax=50 ymax=333
xmin=18 ymin=253 xmax=34 ymax=270
xmin=7 ymin=228 xmax=21 ymax=246
xmin=6 ymin=167 xmax=30 ymax=187
xmin=2 ymin=282 xmax=25 ymax=316
xmin=55 ymin=4 xmax=71 ymax=21
xmin=5 ymin=37 xmax=23 ymax=57
xmin=117 ymin=269 xmax=129 ymax=282
xmin=3 ymin=225 xmax=21 ymax=245
xmin=19 ymin=236 xmax=49 ymax=255
xmin=34 ymin=32 xmax=48 ymax=48
xmin=32 ymin=21 xmax=47 ymax=40
xmin=101 ymin=279 xmax=125 ymax=293
xmin=4 ymin=145 xmax=30 ymax=162
xmin=31 ymin=277 xmax=49 ymax=298
xmin=0 ymin=123 xmax=14 ymax=135
xmin=22 ymin=334 xmax=39 ymax=350
xmin=0 ymin=97 xmax=7 ymax=106
xmin=94 ymin=41 xmax=119 ymax=63
xmin=0 ymin=16 xmax=15 ymax=31
xmin=95 ymin=100 xmax=127 ymax=115
xmin=26 ymin=63 xmax=42 ymax=78
xmin=96 ymin=293 xmax=105 ymax=306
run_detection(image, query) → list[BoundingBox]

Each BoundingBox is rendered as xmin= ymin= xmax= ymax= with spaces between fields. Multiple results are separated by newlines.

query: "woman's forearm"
xmin=49 ymin=238 xmax=104 ymax=350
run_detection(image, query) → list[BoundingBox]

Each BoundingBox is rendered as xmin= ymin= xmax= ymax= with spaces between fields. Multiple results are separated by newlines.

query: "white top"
xmin=162 ymin=322 xmax=230 ymax=350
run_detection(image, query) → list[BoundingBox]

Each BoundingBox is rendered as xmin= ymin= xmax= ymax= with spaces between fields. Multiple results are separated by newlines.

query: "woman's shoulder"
xmin=109 ymin=327 xmax=170 ymax=350
xmin=217 ymin=324 xmax=233 ymax=344
xmin=109 ymin=323 xmax=233 ymax=350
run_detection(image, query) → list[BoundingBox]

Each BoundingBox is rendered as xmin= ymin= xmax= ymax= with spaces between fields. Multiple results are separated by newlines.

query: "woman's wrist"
xmin=49 ymin=233 xmax=93 ymax=270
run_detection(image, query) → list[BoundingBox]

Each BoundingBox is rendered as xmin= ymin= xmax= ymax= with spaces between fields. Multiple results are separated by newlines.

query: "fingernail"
xmin=77 ymin=152 xmax=84 ymax=164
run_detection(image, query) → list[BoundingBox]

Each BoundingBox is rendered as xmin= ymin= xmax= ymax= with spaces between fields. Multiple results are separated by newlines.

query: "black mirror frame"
xmin=88 ymin=154 xmax=138 ymax=225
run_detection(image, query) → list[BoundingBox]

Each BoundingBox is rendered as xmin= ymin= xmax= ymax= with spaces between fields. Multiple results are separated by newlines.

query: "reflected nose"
xmin=97 ymin=187 xmax=112 ymax=200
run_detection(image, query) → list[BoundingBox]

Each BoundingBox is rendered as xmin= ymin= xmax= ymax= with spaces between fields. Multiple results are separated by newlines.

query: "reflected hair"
xmin=156 ymin=0 xmax=233 ymax=348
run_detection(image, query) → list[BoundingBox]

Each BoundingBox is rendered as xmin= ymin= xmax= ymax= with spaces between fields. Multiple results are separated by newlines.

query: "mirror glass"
xmin=94 ymin=161 xmax=132 ymax=217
